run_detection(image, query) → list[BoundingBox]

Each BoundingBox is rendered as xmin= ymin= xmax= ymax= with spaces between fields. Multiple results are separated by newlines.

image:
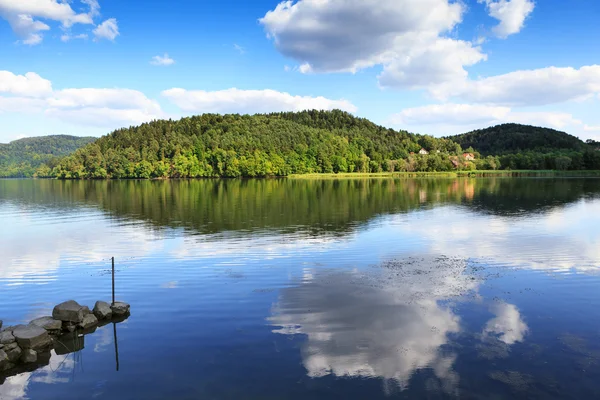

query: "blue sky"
xmin=1 ymin=0 xmax=599 ymax=143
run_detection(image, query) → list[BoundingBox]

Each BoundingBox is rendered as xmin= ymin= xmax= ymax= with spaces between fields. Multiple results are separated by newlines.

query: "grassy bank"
xmin=288 ymin=170 xmax=600 ymax=179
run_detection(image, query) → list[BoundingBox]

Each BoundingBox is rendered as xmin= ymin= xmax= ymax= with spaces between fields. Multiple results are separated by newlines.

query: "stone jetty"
xmin=0 ymin=300 xmax=130 ymax=375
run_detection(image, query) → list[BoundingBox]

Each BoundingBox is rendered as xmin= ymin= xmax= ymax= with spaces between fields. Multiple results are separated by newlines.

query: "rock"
xmin=30 ymin=317 xmax=62 ymax=332
xmin=0 ymin=320 xmax=2 ymax=330
xmin=52 ymin=300 xmax=85 ymax=323
xmin=0 ymin=350 xmax=8 ymax=370
xmin=21 ymin=349 xmax=37 ymax=364
xmin=12 ymin=325 xmax=52 ymax=350
xmin=81 ymin=306 xmax=92 ymax=316
xmin=111 ymin=302 xmax=130 ymax=316
xmin=93 ymin=301 xmax=112 ymax=320
xmin=62 ymin=322 xmax=77 ymax=332
xmin=6 ymin=346 xmax=22 ymax=362
xmin=79 ymin=314 xmax=98 ymax=330
xmin=4 ymin=342 xmax=18 ymax=351
xmin=0 ymin=330 xmax=15 ymax=345
xmin=54 ymin=332 xmax=84 ymax=355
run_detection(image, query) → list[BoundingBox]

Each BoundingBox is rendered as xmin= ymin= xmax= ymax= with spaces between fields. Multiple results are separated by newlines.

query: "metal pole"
xmin=111 ymin=257 xmax=115 ymax=305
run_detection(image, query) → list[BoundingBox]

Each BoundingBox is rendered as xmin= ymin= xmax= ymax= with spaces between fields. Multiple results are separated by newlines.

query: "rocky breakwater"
xmin=0 ymin=300 xmax=130 ymax=374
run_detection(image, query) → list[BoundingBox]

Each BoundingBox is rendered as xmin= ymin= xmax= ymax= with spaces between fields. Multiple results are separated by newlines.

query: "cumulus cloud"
xmin=93 ymin=18 xmax=119 ymax=41
xmin=390 ymin=103 xmax=585 ymax=132
xmin=150 ymin=53 xmax=175 ymax=66
xmin=378 ymin=38 xmax=486 ymax=90
xmin=268 ymin=259 xmax=477 ymax=391
xmin=436 ymin=65 xmax=600 ymax=106
xmin=482 ymin=302 xmax=528 ymax=344
xmin=0 ymin=0 xmax=105 ymax=45
xmin=0 ymin=70 xmax=162 ymax=128
xmin=0 ymin=71 xmax=53 ymax=97
xmin=260 ymin=0 xmax=485 ymax=89
xmin=479 ymin=0 xmax=535 ymax=38
xmin=162 ymin=88 xmax=357 ymax=114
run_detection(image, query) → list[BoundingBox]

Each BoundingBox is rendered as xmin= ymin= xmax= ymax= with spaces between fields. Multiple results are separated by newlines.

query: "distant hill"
xmin=449 ymin=123 xmax=587 ymax=155
xmin=0 ymin=135 xmax=96 ymax=177
xmin=47 ymin=110 xmax=466 ymax=179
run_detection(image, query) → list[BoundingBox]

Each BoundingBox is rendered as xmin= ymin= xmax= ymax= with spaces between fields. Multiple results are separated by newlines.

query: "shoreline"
xmin=2 ymin=170 xmax=600 ymax=180
xmin=287 ymin=170 xmax=600 ymax=179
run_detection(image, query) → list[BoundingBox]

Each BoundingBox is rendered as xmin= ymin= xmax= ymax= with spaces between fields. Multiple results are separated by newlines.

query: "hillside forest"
xmin=1 ymin=111 xmax=599 ymax=179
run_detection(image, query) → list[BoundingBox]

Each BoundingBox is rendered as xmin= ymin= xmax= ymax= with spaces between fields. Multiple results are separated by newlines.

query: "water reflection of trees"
xmin=1 ymin=178 xmax=599 ymax=236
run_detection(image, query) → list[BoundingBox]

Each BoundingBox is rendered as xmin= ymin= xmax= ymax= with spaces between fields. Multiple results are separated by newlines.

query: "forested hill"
xmin=0 ymin=135 xmax=96 ymax=178
xmin=450 ymin=124 xmax=587 ymax=155
xmin=46 ymin=110 xmax=471 ymax=179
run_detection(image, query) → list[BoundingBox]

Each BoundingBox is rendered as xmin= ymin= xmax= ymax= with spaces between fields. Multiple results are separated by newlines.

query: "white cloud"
xmin=93 ymin=18 xmax=119 ymax=41
xmin=233 ymin=44 xmax=245 ymax=54
xmin=0 ymin=96 xmax=47 ymax=113
xmin=378 ymin=38 xmax=487 ymax=90
xmin=150 ymin=53 xmax=175 ymax=66
xmin=389 ymin=103 xmax=592 ymax=137
xmin=482 ymin=302 xmax=528 ymax=344
xmin=60 ymin=33 xmax=88 ymax=42
xmin=0 ymin=71 xmax=53 ymax=97
xmin=0 ymin=70 xmax=162 ymax=128
xmin=390 ymin=103 xmax=585 ymax=129
xmin=162 ymin=88 xmax=357 ymax=114
xmin=390 ymin=104 xmax=511 ymax=126
xmin=46 ymin=88 xmax=162 ymax=126
xmin=260 ymin=0 xmax=486 ymax=90
xmin=479 ymin=0 xmax=535 ymax=38
xmin=2 ymin=13 xmax=50 ymax=45
xmin=0 ymin=0 xmax=100 ymax=44
xmin=434 ymin=65 xmax=600 ymax=106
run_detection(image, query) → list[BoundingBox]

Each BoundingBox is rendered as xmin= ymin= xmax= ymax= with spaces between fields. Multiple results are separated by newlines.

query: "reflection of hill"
xmin=1 ymin=178 xmax=599 ymax=236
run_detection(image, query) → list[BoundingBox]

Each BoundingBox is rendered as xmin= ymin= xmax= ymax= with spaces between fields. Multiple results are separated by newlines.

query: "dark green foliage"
xmin=449 ymin=123 xmax=600 ymax=171
xmin=0 ymin=135 xmax=96 ymax=178
xmin=450 ymin=123 xmax=587 ymax=154
xmin=49 ymin=110 xmax=466 ymax=179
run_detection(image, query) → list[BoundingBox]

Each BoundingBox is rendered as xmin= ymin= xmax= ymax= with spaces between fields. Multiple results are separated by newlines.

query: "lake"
xmin=1 ymin=177 xmax=600 ymax=399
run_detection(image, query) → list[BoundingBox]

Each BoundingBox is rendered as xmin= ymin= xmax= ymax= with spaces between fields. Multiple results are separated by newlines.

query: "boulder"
xmin=54 ymin=332 xmax=84 ymax=355
xmin=81 ymin=306 xmax=92 ymax=316
xmin=79 ymin=314 xmax=98 ymax=330
xmin=12 ymin=325 xmax=52 ymax=350
xmin=0 ymin=350 xmax=8 ymax=370
xmin=62 ymin=322 xmax=77 ymax=333
xmin=30 ymin=317 xmax=62 ymax=332
xmin=111 ymin=302 xmax=130 ymax=316
xmin=6 ymin=345 xmax=22 ymax=362
xmin=4 ymin=342 xmax=18 ymax=351
xmin=93 ymin=301 xmax=112 ymax=320
xmin=52 ymin=300 xmax=85 ymax=323
xmin=0 ymin=330 xmax=15 ymax=345
xmin=21 ymin=349 xmax=37 ymax=364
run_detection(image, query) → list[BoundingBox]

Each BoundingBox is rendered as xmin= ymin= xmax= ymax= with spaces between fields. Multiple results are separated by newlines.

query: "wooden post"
xmin=113 ymin=322 xmax=120 ymax=372
xmin=111 ymin=257 xmax=115 ymax=305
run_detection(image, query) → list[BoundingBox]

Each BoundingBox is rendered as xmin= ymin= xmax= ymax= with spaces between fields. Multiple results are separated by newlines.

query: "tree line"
xmin=37 ymin=110 xmax=481 ymax=179
xmin=2 ymin=111 xmax=599 ymax=179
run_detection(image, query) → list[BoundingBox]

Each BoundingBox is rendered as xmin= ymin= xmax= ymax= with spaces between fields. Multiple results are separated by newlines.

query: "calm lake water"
xmin=1 ymin=178 xmax=600 ymax=399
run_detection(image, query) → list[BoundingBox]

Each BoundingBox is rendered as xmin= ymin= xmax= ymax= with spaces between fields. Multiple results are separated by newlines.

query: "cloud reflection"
xmin=482 ymin=302 xmax=528 ymax=345
xmin=268 ymin=257 xmax=478 ymax=392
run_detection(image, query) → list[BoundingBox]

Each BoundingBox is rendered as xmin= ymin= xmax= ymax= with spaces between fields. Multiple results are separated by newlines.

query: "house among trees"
xmin=419 ymin=148 xmax=430 ymax=155
xmin=463 ymin=153 xmax=475 ymax=161
xmin=449 ymin=157 xmax=460 ymax=168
